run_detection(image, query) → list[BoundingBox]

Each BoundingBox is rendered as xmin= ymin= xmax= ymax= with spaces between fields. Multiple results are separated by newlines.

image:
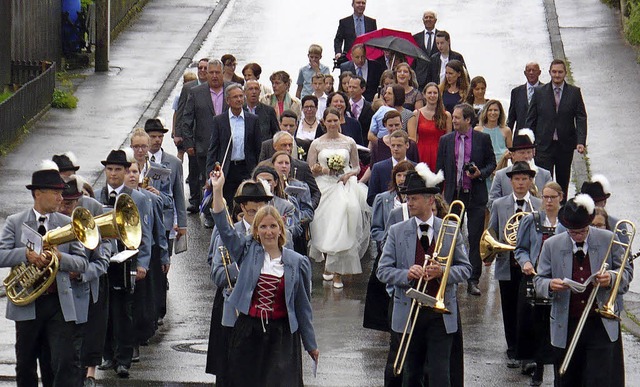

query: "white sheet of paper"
xmin=110 ymin=249 xmax=138 ymax=263
xmin=147 ymin=165 xmax=171 ymax=183
xmin=563 ymin=272 xmax=599 ymax=293
xmin=312 ymin=358 xmax=318 ymax=378
xmin=21 ymin=224 xmax=43 ymax=255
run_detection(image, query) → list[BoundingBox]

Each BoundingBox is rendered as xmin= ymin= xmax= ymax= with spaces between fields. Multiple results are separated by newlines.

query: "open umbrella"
xmin=346 ymin=28 xmax=422 ymax=65
xmin=364 ymin=36 xmax=431 ymax=62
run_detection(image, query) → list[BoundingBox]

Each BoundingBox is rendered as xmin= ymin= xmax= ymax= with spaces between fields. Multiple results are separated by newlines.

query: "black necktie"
xmin=151 ymin=155 xmax=156 ymax=163
xmin=108 ymin=190 xmax=117 ymax=206
xmin=38 ymin=216 xmax=47 ymax=236
xmin=516 ymin=199 xmax=525 ymax=208
xmin=419 ymin=223 xmax=431 ymax=251
xmin=575 ymin=242 xmax=585 ymax=262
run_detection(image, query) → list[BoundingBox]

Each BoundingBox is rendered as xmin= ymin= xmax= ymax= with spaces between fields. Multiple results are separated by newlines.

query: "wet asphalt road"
xmin=1 ymin=0 xmax=640 ymax=385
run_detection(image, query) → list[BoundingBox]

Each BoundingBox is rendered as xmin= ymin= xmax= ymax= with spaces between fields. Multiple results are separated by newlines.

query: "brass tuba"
xmin=94 ymin=193 xmax=142 ymax=250
xmin=3 ymin=207 xmax=100 ymax=306
xmin=480 ymin=211 xmax=529 ymax=263
xmin=394 ymin=200 xmax=465 ymax=376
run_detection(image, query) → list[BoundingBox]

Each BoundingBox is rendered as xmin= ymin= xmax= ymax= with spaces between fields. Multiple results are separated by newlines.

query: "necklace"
xmin=303 ymin=117 xmax=316 ymax=127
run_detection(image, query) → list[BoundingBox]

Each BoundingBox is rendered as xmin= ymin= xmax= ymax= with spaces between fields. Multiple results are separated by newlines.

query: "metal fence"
xmin=0 ymin=62 xmax=56 ymax=146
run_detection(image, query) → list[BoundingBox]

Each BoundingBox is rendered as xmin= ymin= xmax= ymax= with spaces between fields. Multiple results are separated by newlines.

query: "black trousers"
xmin=498 ymin=265 xmax=522 ymax=358
xmin=222 ymin=162 xmax=251 ymax=213
xmin=193 ymin=154 xmax=208 ymax=205
xmin=187 ymin=153 xmax=201 ymax=205
xmin=103 ymin=288 xmax=135 ymax=368
xmin=77 ymin=275 xmax=109 ymax=367
xmin=553 ymin=317 xmax=615 ymax=387
xmin=402 ymin=309 xmax=453 ymax=387
xmin=535 ymin=141 xmax=574 ymax=201
xmin=16 ymin=294 xmax=82 ymax=387
xmin=453 ymin=190 xmax=484 ymax=282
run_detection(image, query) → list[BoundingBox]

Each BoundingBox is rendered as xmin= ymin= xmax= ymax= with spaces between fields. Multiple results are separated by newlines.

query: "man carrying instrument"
xmin=534 ymin=195 xmax=626 ymax=386
xmin=486 ymin=161 xmax=542 ymax=369
xmin=377 ymin=164 xmax=471 ymax=387
xmin=0 ymin=161 xmax=89 ymax=386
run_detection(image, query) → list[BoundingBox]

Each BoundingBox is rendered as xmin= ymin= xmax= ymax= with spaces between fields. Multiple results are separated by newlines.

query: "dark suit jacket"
xmin=426 ymin=50 xmax=466 ymax=85
xmin=246 ymin=103 xmax=279 ymax=142
xmin=412 ymin=29 xmax=438 ymax=90
xmin=334 ymin=15 xmax=377 ymax=55
xmin=507 ymin=82 xmax=543 ymax=132
xmin=435 ymin=130 xmax=496 ymax=208
xmin=180 ymin=83 xmax=229 ymax=155
xmin=525 ymin=82 xmax=587 ymax=153
xmin=340 ymin=60 xmax=384 ymax=102
xmin=205 ymin=109 xmax=262 ymax=177
xmin=175 ymin=79 xmax=200 ymax=137
xmin=356 ymin=100 xmax=374 ymax=142
xmin=290 ymin=158 xmax=321 ymax=209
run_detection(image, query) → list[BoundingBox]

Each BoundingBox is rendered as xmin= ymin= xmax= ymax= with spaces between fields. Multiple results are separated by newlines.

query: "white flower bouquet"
xmin=327 ymin=154 xmax=346 ymax=175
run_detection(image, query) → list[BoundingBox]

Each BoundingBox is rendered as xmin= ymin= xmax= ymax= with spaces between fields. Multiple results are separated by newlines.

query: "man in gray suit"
xmin=0 ymin=162 xmax=89 ymax=386
xmin=378 ymin=168 xmax=471 ymax=386
xmin=180 ymin=59 xmax=228 ymax=210
xmin=488 ymin=128 xmax=553 ymax=208
xmin=534 ymin=195 xmax=626 ymax=386
xmin=488 ymin=161 xmax=542 ymax=368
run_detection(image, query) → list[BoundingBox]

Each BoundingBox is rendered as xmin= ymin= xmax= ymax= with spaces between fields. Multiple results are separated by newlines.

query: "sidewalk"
xmin=0 ymin=0 xmax=231 ymax=380
xmin=552 ymin=0 xmax=640 ymax=330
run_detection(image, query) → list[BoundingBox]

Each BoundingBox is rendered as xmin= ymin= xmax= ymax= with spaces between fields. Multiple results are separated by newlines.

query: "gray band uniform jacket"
xmin=377 ymin=216 xmax=472 ymax=334
xmin=488 ymin=165 xmax=552 ymax=208
xmin=0 ymin=210 xmax=88 ymax=322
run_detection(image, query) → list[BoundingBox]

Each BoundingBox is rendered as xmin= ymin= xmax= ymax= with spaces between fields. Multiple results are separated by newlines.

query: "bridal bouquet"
xmin=327 ymin=154 xmax=346 ymax=175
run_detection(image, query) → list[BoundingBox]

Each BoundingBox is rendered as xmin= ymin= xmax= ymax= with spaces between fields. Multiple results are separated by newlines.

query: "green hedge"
xmin=627 ymin=0 xmax=640 ymax=45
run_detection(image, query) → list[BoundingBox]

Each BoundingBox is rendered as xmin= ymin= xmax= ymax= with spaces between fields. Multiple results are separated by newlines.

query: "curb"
xmin=541 ymin=0 xmax=590 ymax=192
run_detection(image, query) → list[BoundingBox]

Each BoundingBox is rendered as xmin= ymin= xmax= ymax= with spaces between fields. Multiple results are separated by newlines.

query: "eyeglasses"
xmin=542 ymin=195 xmax=559 ymax=201
xmin=567 ymin=227 xmax=589 ymax=236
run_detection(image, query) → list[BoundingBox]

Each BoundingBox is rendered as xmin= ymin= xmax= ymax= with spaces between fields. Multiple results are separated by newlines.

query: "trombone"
xmin=393 ymin=200 xmax=465 ymax=376
xmin=559 ymin=220 xmax=636 ymax=376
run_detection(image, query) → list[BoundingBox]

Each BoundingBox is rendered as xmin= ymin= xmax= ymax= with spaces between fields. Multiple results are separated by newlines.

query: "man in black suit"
xmin=507 ymin=62 xmax=543 ymax=133
xmin=367 ymin=130 xmax=412 ymax=206
xmin=173 ymin=57 xmax=208 ymax=213
xmin=206 ymin=84 xmax=262 ymax=209
xmin=244 ymin=79 xmax=279 ymax=141
xmin=259 ymin=110 xmax=299 ymax=162
xmin=340 ymin=44 xmax=383 ymax=102
xmin=180 ymin=59 xmax=228 ymax=210
xmin=334 ymin=0 xmax=377 ymax=60
xmin=348 ymin=76 xmax=374 ymax=142
xmin=436 ymin=103 xmax=496 ymax=295
xmin=427 ymin=31 xmax=466 ymax=85
xmin=412 ymin=10 xmax=438 ymax=90
xmin=525 ymin=59 xmax=587 ymax=200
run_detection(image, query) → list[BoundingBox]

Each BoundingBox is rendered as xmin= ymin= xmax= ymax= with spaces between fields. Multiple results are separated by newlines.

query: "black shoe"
xmin=98 ymin=359 xmax=115 ymax=370
xmin=521 ymin=361 xmax=536 ymax=375
xmin=203 ymin=216 xmax=214 ymax=229
xmin=116 ymin=365 xmax=129 ymax=378
xmin=506 ymin=357 xmax=520 ymax=368
xmin=132 ymin=346 xmax=140 ymax=363
xmin=530 ymin=378 xmax=542 ymax=387
xmin=187 ymin=204 xmax=199 ymax=214
xmin=530 ymin=363 xmax=544 ymax=386
xmin=467 ymin=282 xmax=481 ymax=296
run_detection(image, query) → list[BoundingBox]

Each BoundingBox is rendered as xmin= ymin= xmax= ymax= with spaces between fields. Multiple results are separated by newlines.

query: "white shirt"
xmin=414 ymin=214 xmax=435 ymax=242
xmin=107 ymin=184 xmax=125 ymax=195
xmin=391 ymin=156 xmax=408 ymax=167
xmin=261 ymin=252 xmax=284 ymax=277
xmin=512 ymin=192 xmax=532 ymax=212
xmin=439 ymin=54 xmax=450 ymax=83
xmin=571 ymin=233 xmax=589 ymax=256
xmin=242 ymin=218 xmax=252 ymax=236
xmin=228 ymin=109 xmax=246 ymax=161
xmin=148 ymin=149 xmax=163 ymax=164
xmin=32 ymin=209 xmax=50 ymax=231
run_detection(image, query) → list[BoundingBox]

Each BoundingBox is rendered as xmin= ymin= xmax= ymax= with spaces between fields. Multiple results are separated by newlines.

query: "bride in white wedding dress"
xmin=307 ymin=107 xmax=370 ymax=289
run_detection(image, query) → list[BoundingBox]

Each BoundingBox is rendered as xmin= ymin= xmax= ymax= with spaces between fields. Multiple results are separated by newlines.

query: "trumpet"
xmin=393 ymin=200 xmax=465 ymax=376
xmin=559 ymin=220 xmax=635 ymax=375
xmin=217 ymin=245 xmax=235 ymax=292
xmin=140 ymin=155 xmax=151 ymax=189
xmin=480 ymin=211 xmax=529 ymax=263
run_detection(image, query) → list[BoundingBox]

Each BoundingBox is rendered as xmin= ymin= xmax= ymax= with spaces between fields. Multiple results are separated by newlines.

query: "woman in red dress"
xmin=407 ymin=82 xmax=452 ymax=171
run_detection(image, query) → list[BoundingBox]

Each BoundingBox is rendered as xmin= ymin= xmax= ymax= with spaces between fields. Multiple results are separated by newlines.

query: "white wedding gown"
xmin=308 ymin=137 xmax=371 ymax=275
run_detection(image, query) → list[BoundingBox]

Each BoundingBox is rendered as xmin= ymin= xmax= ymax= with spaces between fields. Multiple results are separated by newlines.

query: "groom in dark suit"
xmin=507 ymin=62 xmax=543 ymax=134
xmin=333 ymin=0 xmax=377 ymax=59
xmin=206 ymin=84 xmax=262 ymax=210
xmin=436 ymin=103 xmax=496 ymax=295
xmin=525 ymin=59 xmax=587 ymax=200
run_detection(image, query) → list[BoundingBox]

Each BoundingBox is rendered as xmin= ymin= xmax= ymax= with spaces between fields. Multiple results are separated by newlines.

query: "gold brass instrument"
xmin=559 ymin=220 xmax=635 ymax=376
xmin=94 ymin=193 xmax=142 ymax=250
xmin=480 ymin=211 xmax=529 ymax=263
xmin=393 ymin=200 xmax=465 ymax=376
xmin=140 ymin=155 xmax=151 ymax=189
xmin=596 ymin=220 xmax=636 ymax=319
xmin=3 ymin=207 xmax=100 ymax=306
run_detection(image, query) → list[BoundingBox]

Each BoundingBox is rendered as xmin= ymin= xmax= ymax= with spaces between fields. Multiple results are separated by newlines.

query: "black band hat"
xmin=101 ymin=150 xmax=132 ymax=167
xmin=558 ymin=194 xmax=596 ymax=229
xmin=52 ymin=152 xmax=80 ymax=172
xmin=61 ymin=175 xmax=84 ymax=200
xmin=506 ymin=161 xmax=536 ymax=178
xmin=398 ymin=163 xmax=443 ymax=195
xmin=508 ymin=128 xmax=536 ymax=151
xmin=234 ymin=181 xmax=273 ymax=204
xmin=26 ymin=160 xmax=67 ymax=190
xmin=580 ymin=174 xmax=611 ymax=202
xmin=144 ymin=118 xmax=169 ymax=133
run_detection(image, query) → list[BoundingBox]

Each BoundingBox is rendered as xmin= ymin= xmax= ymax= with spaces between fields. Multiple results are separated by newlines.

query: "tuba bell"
xmin=94 ymin=193 xmax=142 ymax=250
xmin=3 ymin=207 xmax=100 ymax=306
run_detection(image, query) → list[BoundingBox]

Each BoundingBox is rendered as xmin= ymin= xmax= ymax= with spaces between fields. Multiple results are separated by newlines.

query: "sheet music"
xmin=563 ymin=272 xmax=599 ymax=293
xmin=110 ymin=249 xmax=138 ymax=263
xmin=147 ymin=165 xmax=171 ymax=183
xmin=21 ymin=224 xmax=43 ymax=255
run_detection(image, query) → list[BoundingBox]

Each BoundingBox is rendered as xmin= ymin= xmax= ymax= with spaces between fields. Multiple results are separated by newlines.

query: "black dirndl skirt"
xmin=515 ymin=275 xmax=555 ymax=363
xmin=205 ymin=286 xmax=231 ymax=379
xmin=363 ymin=247 xmax=391 ymax=331
xmin=228 ymin=314 xmax=303 ymax=387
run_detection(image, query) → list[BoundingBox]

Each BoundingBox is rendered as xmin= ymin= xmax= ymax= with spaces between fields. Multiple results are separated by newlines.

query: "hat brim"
xmin=234 ymin=195 xmax=273 ymax=204
xmin=62 ymin=192 xmax=83 ymax=200
xmin=101 ymin=161 xmax=132 ymax=167
xmin=59 ymin=166 xmax=80 ymax=172
xmin=508 ymin=144 xmax=536 ymax=152
xmin=558 ymin=206 xmax=596 ymax=229
xmin=398 ymin=186 xmax=441 ymax=195
xmin=145 ymin=127 xmax=169 ymax=133
xmin=506 ymin=170 xmax=536 ymax=178
xmin=26 ymin=183 xmax=66 ymax=190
